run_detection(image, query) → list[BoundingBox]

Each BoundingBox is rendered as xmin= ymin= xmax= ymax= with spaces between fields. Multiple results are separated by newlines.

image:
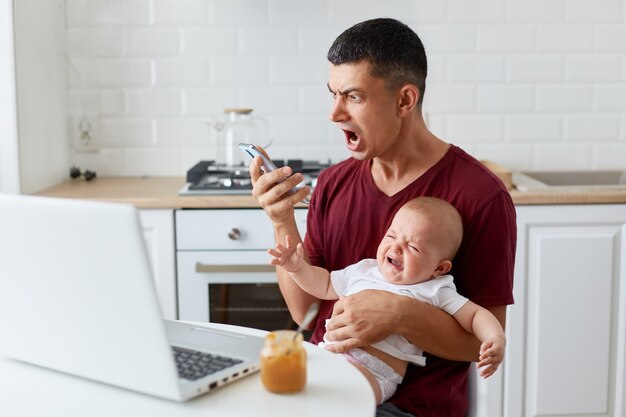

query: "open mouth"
xmin=342 ymin=129 xmax=360 ymax=150
xmin=387 ymin=256 xmax=402 ymax=269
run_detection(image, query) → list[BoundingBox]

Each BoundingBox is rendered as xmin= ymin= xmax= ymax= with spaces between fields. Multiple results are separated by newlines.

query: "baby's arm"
xmin=453 ymin=301 xmax=506 ymax=378
xmin=268 ymin=235 xmax=339 ymax=300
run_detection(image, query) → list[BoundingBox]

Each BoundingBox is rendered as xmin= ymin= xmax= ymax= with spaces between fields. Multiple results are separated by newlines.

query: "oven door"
xmin=207 ymin=282 xmax=293 ymax=330
xmin=177 ymin=251 xmax=294 ymax=331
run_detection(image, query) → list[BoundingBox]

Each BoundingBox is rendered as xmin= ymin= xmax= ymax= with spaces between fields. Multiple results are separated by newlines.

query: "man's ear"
xmin=433 ymin=260 xmax=452 ymax=278
xmin=397 ymin=84 xmax=419 ymax=117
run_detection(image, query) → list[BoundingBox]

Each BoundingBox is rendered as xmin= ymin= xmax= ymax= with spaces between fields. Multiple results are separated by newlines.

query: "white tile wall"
xmin=565 ymin=54 xmax=622 ymax=81
xmin=66 ymin=0 xmax=626 ymax=176
xmin=507 ymin=55 xmax=562 ymax=82
xmin=506 ymin=0 xmax=563 ymax=22
xmin=564 ymin=115 xmax=620 ymax=141
xmin=536 ymin=85 xmax=593 ymax=112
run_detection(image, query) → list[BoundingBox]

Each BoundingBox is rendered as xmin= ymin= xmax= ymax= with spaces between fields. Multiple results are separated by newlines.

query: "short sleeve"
xmin=432 ymin=285 xmax=469 ymax=316
xmin=452 ymin=190 xmax=516 ymax=307
xmin=329 ymin=269 xmax=348 ymax=296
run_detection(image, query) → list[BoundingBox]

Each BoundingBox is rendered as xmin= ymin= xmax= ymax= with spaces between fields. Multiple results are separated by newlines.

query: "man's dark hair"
xmin=327 ymin=18 xmax=428 ymax=105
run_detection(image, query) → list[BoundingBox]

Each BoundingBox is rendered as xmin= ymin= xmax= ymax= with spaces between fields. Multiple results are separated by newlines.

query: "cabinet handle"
xmin=228 ymin=228 xmax=241 ymax=240
xmin=195 ymin=263 xmax=275 ymax=273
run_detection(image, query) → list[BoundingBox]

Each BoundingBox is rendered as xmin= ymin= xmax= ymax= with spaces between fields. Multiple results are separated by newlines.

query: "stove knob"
xmin=228 ymin=228 xmax=241 ymax=240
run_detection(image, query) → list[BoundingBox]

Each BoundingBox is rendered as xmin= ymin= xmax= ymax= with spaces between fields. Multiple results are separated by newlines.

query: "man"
xmin=249 ymin=18 xmax=516 ymax=417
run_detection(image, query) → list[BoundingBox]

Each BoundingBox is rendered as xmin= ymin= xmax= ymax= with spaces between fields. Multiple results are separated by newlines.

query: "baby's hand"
xmin=477 ymin=335 xmax=505 ymax=379
xmin=267 ymin=235 xmax=304 ymax=272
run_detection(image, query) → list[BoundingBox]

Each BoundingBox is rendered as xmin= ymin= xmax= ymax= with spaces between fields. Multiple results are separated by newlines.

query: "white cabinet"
xmin=138 ymin=209 xmax=176 ymax=320
xmin=175 ymin=208 xmax=307 ymax=323
xmin=505 ymin=204 xmax=626 ymax=417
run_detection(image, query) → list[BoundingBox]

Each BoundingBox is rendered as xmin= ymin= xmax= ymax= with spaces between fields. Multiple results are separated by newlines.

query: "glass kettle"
xmin=206 ymin=108 xmax=272 ymax=167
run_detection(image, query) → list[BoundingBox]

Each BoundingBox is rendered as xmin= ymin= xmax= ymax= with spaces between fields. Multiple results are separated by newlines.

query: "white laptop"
xmin=0 ymin=194 xmax=264 ymax=401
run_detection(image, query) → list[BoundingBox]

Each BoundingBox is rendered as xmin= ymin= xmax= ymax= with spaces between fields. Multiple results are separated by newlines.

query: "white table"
xmin=0 ymin=323 xmax=376 ymax=417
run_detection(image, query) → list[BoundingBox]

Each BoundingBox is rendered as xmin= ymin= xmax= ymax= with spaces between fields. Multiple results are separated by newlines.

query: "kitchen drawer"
xmin=176 ymin=208 xmax=307 ymax=250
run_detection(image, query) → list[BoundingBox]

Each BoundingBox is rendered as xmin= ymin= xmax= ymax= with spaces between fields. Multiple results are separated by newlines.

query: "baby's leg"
xmin=345 ymin=356 xmax=383 ymax=404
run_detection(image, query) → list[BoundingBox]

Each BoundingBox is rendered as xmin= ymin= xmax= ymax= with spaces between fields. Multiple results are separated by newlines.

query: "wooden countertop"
xmin=34 ymin=177 xmax=626 ymax=208
xmin=34 ymin=177 xmax=261 ymax=209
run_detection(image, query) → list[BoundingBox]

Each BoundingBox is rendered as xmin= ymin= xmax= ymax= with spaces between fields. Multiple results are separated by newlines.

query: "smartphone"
xmin=238 ymin=143 xmax=310 ymax=205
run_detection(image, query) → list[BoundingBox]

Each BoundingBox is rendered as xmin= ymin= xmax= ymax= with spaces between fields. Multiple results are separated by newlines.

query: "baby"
xmin=269 ymin=196 xmax=506 ymax=404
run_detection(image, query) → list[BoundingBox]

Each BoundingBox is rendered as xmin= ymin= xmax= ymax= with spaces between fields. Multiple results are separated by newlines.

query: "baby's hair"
xmin=401 ymin=197 xmax=463 ymax=259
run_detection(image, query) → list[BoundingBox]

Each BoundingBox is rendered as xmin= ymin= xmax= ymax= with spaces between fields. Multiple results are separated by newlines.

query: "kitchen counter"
xmin=33 ymin=177 xmax=260 ymax=209
xmin=34 ymin=176 xmax=626 ymax=208
xmin=509 ymin=188 xmax=626 ymax=205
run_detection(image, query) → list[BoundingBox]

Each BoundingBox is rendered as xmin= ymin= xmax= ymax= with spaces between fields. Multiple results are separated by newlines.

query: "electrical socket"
xmin=72 ymin=115 xmax=100 ymax=152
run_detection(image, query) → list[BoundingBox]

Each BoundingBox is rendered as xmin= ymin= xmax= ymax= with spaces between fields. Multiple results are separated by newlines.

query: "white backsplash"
xmin=66 ymin=0 xmax=626 ymax=176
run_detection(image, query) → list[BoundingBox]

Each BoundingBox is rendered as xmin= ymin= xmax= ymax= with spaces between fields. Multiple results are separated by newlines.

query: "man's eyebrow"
xmin=326 ymin=83 xmax=362 ymax=96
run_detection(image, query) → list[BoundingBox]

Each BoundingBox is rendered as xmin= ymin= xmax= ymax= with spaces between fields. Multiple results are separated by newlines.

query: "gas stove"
xmin=178 ymin=160 xmax=331 ymax=196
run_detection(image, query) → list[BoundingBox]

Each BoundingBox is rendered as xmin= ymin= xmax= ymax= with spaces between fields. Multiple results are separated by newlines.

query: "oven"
xmin=176 ymin=208 xmax=308 ymax=332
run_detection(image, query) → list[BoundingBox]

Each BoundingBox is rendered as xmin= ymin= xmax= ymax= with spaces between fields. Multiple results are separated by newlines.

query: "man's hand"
xmin=323 ymin=289 xmax=488 ymax=361
xmin=322 ymin=290 xmax=405 ymax=353
xmin=246 ymin=146 xmax=316 ymax=327
xmin=248 ymin=147 xmax=309 ymax=225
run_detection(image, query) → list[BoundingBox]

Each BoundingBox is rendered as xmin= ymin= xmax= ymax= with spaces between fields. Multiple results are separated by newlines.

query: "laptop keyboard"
xmin=172 ymin=346 xmax=243 ymax=381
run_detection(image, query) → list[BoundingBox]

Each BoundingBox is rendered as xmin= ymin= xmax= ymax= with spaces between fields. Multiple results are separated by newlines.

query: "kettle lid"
xmin=223 ymin=107 xmax=253 ymax=115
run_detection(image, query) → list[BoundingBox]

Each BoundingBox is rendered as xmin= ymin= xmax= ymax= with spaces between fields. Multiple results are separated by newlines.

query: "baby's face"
xmin=376 ymin=207 xmax=447 ymax=285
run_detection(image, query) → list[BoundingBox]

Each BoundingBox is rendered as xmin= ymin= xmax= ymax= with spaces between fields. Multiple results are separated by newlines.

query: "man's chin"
xmin=347 ymin=148 xmax=372 ymax=161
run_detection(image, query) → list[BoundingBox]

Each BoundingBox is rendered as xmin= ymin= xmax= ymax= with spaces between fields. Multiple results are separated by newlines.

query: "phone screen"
xmin=238 ymin=143 xmax=277 ymax=174
xmin=238 ymin=143 xmax=310 ymax=205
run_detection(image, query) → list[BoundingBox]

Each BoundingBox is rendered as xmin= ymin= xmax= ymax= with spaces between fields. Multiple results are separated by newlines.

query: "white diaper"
xmin=343 ymin=348 xmax=402 ymax=404
xmin=318 ymin=320 xmax=405 ymax=403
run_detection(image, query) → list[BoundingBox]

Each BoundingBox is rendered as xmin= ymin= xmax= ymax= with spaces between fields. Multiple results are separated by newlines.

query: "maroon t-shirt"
xmin=304 ymin=145 xmax=516 ymax=417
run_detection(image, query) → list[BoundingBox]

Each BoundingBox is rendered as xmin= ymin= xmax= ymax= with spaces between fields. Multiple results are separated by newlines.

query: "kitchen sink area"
xmin=513 ymin=169 xmax=626 ymax=192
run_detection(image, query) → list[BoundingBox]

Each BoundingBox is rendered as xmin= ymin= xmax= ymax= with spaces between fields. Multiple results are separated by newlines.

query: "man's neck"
xmin=370 ymin=121 xmax=450 ymax=196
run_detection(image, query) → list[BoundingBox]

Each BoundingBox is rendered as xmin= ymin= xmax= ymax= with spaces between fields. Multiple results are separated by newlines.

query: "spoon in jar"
xmin=293 ymin=301 xmax=320 ymax=340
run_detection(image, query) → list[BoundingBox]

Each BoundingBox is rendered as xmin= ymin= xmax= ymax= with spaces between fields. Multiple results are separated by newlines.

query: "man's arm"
xmin=324 ymin=290 xmax=507 ymax=362
xmin=248 ymin=153 xmax=317 ymax=325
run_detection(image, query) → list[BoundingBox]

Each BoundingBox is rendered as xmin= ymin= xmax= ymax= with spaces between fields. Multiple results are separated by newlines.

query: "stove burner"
xmin=180 ymin=160 xmax=331 ymax=196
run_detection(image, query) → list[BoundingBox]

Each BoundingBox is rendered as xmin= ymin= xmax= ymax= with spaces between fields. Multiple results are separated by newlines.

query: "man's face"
xmin=327 ymin=61 xmax=402 ymax=160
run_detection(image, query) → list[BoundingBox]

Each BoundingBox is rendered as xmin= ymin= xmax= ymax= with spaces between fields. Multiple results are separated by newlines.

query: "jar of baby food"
xmin=260 ymin=330 xmax=307 ymax=393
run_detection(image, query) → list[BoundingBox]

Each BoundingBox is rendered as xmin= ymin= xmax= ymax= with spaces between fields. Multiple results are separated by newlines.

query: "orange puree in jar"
xmin=260 ymin=330 xmax=307 ymax=393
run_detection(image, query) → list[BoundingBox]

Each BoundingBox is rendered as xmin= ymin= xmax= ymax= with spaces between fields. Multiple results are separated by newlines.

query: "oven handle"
xmin=195 ymin=263 xmax=276 ymax=274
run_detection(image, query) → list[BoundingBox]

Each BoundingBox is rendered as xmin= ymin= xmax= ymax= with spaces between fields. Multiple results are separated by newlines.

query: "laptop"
xmin=0 ymin=194 xmax=264 ymax=401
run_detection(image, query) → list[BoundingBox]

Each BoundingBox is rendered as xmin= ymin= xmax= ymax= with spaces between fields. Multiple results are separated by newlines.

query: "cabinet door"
xmin=507 ymin=205 xmax=626 ymax=417
xmin=467 ymin=363 xmax=503 ymax=417
xmin=139 ymin=209 xmax=176 ymax=320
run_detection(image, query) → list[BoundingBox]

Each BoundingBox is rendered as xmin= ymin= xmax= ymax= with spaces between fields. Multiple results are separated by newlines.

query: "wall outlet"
xmin=72 ymin=115 xmax=99 ymax=152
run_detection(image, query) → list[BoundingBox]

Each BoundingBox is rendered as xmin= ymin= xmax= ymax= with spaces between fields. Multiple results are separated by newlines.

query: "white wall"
xmin=0 ymin=0 xmax=20 ymax=193
xmin=63 ymin=0 xmax=626 ymax=176
xmin=14 ymin=0 xmax=69 ymax=194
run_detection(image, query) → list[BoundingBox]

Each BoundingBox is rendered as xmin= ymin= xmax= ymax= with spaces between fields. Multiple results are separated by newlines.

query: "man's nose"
xmin=329 ymin=96 xmax=348 ymax=123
